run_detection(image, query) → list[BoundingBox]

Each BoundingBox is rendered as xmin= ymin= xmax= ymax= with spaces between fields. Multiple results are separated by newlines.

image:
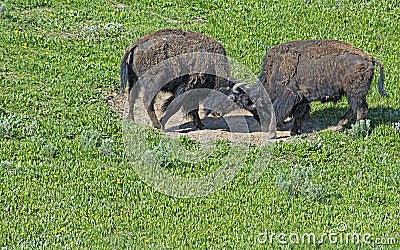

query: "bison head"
xmin=203 ymin=80 xmax=256 ymax=118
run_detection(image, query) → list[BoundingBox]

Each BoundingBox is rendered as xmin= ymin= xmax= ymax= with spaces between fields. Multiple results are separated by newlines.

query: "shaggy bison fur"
xmin=120 ymin=29 xmax=251 ymax=130
xmin=256 ymin=39 xmax=387 ymax=135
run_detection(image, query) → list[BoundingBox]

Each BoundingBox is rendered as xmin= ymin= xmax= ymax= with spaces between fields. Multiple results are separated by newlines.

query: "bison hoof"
xmin=196 ymin=123 xmax=206 ymax=130
xmin=290 ymin=130 xmax=301 ymax=136
xmin=330 ymin=125 xmax=344 ymax=132
xmin=152 ymin=121 xmax=162 ymax=130
xmin=193 ymin=120 xmax=206 ymax=130
xmin=210 ymin=112 xmax=222 ymax=119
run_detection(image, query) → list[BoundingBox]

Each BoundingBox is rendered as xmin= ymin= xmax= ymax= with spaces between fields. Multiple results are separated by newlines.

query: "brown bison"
xmin=255 ymin=39 xmax=387 ymax=135
xmin=120 ymin=29 xmax=254 ymax=130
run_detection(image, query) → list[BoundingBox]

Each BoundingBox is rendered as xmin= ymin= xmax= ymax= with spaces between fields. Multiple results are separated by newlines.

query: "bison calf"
xmin=257 ymin=39 xmax=387 ymax=135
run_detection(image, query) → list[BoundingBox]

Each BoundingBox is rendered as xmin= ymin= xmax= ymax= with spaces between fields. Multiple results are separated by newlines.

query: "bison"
xmin=253 ymin=39 xmax=387 ymax=136
xmin=120 ymin=29 xmax=253 ymax=130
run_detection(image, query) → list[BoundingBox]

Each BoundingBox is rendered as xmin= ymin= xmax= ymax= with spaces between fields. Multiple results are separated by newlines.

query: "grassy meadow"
xmin=1 ymin=0 xmax=400 ymax=248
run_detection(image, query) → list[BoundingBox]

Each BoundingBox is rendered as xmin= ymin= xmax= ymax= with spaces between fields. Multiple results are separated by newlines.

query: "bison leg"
xmin=255 ymin=110 xmax=286 ymax=130
xmin=127 ymin=81 xmax=140 ymax=121
xmin=249 ymin=110 xmax=260 ymax=123
xmin=355 ymin=97 xmax=368 ymax=121
xmin=127 ymin=91 xmax=135 ymax=121
xmin=162 ymin=78 xmax=205 ymax=130
xmin=338 ymin=95 xmax=368 ymax=126
xmin=189 ymin=110 xmax=205 ymax=129
xmin=291 ymin=102 xmax=310 ymax=136
xmin=273 ymin=92 xmax=299 ymax=127
xmin=182 ymin=95 xmax=205 ymax=130
xmin=181 ymin=74 xmax=206 ymax=130
xmin=337 ymin=108 xmax=354 ymax=126
xmin=125 ymin=66 xmax=138 ymax=121
xmin=146 ymin=97 xmax=162 ymax=129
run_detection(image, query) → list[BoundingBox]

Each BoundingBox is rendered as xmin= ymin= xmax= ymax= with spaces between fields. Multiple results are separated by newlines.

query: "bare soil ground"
xmin=103 ymin=91 xmax=330 ymax=145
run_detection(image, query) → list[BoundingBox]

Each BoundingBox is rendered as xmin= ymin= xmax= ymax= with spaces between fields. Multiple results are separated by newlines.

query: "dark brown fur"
xmin=120 ymin=29 xmax=234 ymax=129
xmin=258 ymin=40 xmax=387 ymax=135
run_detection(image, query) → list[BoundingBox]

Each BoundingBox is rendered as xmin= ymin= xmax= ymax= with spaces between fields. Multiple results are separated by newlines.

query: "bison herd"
xmin=120 ymin=28 xmax=387 ymax=138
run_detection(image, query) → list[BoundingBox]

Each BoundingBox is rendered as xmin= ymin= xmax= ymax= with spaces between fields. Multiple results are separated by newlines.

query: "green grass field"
xmin=1 ymin=0 xmax=400 ymax=248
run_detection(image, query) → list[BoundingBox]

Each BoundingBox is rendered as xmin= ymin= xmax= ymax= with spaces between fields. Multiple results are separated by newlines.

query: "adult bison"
xmin=120 ymin=29 xmax=254 ymax=130
xmin=255 ymin=39 xmax=387 ymax=135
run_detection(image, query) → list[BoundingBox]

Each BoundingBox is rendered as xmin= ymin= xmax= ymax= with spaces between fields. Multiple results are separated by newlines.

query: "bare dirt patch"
xmin=102 ymin=91 xmax=329 ymax=145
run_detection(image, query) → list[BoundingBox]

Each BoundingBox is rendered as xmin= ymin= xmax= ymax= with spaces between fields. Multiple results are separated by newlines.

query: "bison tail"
xmin=119 ymin=59 xmax=128 ymax=93
xmin=373 ymin=58 xmax=388 ymax=96
xmin=119 ymin=44 xmax=136 ymax=93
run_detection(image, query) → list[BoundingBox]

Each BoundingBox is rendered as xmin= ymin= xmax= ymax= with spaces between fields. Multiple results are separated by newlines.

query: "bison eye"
xmin=229 ymin=95 xmax=235 ymax=100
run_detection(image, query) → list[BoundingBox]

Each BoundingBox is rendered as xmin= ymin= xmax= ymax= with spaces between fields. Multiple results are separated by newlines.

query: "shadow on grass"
xmin=165 ymin=115 xmax=261 ymax=133
xmin=302 ymin=106 xmax=400 ymax=134
xmin=169 ymin=106 xmax=400 ymax=135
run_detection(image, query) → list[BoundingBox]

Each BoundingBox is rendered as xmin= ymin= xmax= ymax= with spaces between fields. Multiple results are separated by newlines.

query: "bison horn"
xmin=232 ymin=82 xmax=248 ymax=93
